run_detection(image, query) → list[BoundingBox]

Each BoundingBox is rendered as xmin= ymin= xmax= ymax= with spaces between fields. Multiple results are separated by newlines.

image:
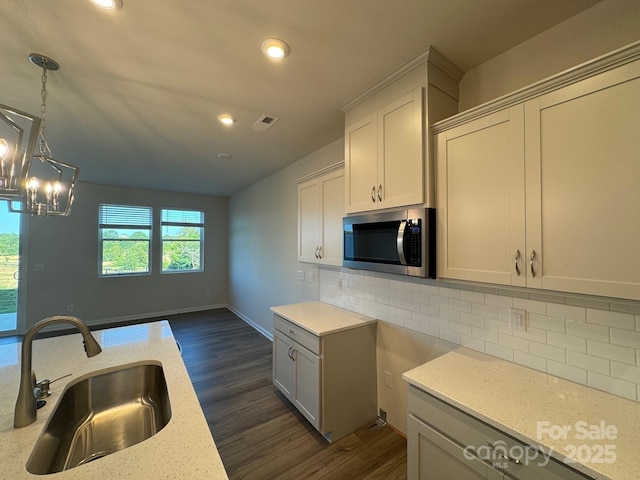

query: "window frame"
xmin=98 ymin=203 xmax=153 ymax=277
xmin=160 ymin=208 xmax=205 ymax=274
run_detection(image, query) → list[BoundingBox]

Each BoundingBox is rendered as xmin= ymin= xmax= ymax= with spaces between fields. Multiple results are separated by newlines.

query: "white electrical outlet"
xmin=384 ymin=371 xmax=393 ymax=389
xmin=296 ymin=270 xmax=305 ymax=281
xmin=509 ymin=307 xmax=527 ymax=331
xmin=305 ymin=271 xmax=314 ymax=283
xmin=67 ymin=304 xmax=73 ymax=312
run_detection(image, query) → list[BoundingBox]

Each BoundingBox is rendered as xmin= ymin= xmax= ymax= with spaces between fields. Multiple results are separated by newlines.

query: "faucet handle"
xmin=35 ymin=379 xmax=52 ymax=399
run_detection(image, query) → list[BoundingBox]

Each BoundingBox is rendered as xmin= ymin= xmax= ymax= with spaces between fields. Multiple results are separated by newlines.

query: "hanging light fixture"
xmin=0 ymin=54 xmax=79 ymax=216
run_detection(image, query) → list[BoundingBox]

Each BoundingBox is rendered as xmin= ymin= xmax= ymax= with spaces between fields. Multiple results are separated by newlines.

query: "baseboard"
xmin=226 ymin=305 xmax=273 ymax=341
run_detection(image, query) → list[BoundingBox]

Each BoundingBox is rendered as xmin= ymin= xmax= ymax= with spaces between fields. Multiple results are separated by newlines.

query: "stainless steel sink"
xmin=26 ymin=362 xmax=172 ymax=475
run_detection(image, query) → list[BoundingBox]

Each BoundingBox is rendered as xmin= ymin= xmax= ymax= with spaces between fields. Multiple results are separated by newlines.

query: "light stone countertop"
xmin=403 ymin=347 xmax=640 ymax=480
xmin=271 ymin=301 xmax=377 ymax=336
xmin=0 ymin=321 xmax=228 ymax=479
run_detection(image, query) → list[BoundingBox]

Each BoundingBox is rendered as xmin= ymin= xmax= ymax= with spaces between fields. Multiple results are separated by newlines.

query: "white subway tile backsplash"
xmin=460 ymin=290 xmax=485 ymax=304
xmin=513 ymin=326 xmax=547 ymax=344
xmin=528 ymin=313 xmax=565 ymax=333
xmin=566 ymin=350 xmax=610 ymax=376
xmin=546 ymin=303 xmax=586 ymax=322
xmin=460 ymin=312 xmax=485 ymax=327
xmin=587 ymin=309 xmax=635 ymax=330
xmin=439 ymin=307 xmax=461 ymax=322
xmin=420 ymin=323 xmax=439 ymax=337
xmin=439 ymin=329 xmax=461 ymax=345
xmin=588 ymin=372 xmax=637 ymax=401
xmin=514 ymin=351 xmax=547 ymax=371
xmin=498 ymin=333 xmax=529 ymax=353
xmin=610 ymin=361 xmax=640 ymax=384
xmin=449 ymin=299 xmax=472 ymax=313
xmin=460 ymin=334 xmax=485 ymax=352
xmin=472 ymin=303 xmax=498 ymax=319
xmin=319 ymin=267 xmax=640 ymax=403
xmin=548 ymin=360 xmax=588 ymax=384
xmin=485 ymin=294 xmax=513 ymax=307
xmin=587 ymin=339 xmax=636 ymax=365
xmin=566 ymin=320 xmax=609 ymax=342
xmin=609 ymin=328 xmax=640 ymax=349
xmin=472 ymin=326 xmax=500 ymax=344
xmin=485 ymin=343 xmax=514 ymax=362
xmin=512 ymin=298 xmax=547 ymax=314
xmin=546 ymin=331 xmax=587 ymax=353
xmin=529 ymin=341 xmax=566 ymax=363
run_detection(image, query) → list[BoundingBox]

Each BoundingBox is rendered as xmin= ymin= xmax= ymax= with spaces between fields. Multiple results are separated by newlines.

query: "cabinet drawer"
xmin=273 ymin=315 xmax=320 ymax=355
xmin=409 ymin=386 xmax=593 ymax=480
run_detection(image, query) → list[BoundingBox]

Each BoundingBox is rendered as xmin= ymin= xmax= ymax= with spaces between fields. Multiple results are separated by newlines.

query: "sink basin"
xmin=26 ymin=362 xmax=172 ymax=475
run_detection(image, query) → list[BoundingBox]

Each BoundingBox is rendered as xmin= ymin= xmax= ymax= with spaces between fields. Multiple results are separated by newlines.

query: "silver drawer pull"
xmin=514 ymin=249 xmax=521 ymax=276
xmin=371 ymin=185 xmax=376 ymax=203
xmin=484 ymin=441 xmax=522 ymax=465
xmin=288 ymin=328 xmax=296 ymax=335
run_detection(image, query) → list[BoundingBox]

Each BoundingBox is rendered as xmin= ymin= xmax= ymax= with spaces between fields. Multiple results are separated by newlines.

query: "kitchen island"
xmin=0 ymin=321 xmax=228 ymax=479
xmin=404 ymin=348 xmax=640 ymax=480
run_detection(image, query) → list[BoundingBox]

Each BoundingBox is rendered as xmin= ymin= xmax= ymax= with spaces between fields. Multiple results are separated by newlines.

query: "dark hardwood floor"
xmin=168 ymin=308 xmax=407 ymax=480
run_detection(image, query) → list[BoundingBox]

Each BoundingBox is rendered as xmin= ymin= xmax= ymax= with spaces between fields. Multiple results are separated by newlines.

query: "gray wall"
xmin=23 ymin=182 xmax=228 ymax=330
xmin=228 ymin=139 xmax=343 ymax=336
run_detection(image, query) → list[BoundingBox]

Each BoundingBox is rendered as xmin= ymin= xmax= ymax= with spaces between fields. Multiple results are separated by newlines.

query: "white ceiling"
xmin=1 ymin=0 xmax=602 ymax=197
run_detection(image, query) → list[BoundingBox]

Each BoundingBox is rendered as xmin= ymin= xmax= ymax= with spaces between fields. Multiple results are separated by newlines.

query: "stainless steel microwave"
xmin=343 ymin=208 xmax=435 ymax=277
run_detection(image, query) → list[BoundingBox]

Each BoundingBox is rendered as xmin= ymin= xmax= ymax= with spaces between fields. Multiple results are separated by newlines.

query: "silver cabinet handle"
xmin=290 ymin=347 xmax=296 ymax=361
xmin=530 ymin=250 xmax=536 ymax=278
xmin=371 ymin=185 xmax=376 ymax=203
xmin=287 ymin=345 xmax=294 ymax=359
xmin=317 ymin=246 xmax=322 ymax=259
xmin=514 ymin=249 xmax=521 ymax=276
xmin=377 ymin=184 xmax=383 ymax=202
xmin=484 ymin=441 xmax=522 ymax=465
xmin=288 ymin=328 xmax=295 ymax=335
xmin=314 ymin=246 xmax=320 ymax=259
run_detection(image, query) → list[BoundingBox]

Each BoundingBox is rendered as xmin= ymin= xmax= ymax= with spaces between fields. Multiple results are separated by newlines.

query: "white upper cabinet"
xmin=345 ymin=88 xmax=424 ymax=213
xmin=524 ymin=58 xmax=640 ymax=299
xmin=297 ymin=163 xmax=344 ymax=266
xmin=435 ymin=42 xmax=640 ymax=300
xmin=436 ymin=105 xmax=525 ymax=286
xmin=343 ymin=47 xmax=463 ymax=215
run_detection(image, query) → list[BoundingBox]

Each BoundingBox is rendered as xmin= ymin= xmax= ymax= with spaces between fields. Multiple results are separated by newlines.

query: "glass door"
xmin=0 ymin=203 xmax=20 ymax=334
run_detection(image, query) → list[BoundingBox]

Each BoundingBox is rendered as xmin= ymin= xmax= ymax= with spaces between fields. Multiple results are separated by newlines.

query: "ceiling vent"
xmin=252 ymin=114 xmax=279 ymax=132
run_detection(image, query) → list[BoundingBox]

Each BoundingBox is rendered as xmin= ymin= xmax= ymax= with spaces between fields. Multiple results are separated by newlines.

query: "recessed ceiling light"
xmin=217 ymin=153 xmax=232 ymax=160
xmin=91 ymin=0 xmax=123 ymax=9
xmin=217 ymin=114 xmax=235 ymax=126
xmin=261 ymin=38 xmax=290 ymax=60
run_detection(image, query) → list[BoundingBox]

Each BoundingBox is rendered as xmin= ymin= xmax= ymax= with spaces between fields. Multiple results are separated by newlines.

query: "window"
xmin=161 ymin=209 xmax=204 ymax=273
xmin=99 ymin=204 xmax=152 ymax=276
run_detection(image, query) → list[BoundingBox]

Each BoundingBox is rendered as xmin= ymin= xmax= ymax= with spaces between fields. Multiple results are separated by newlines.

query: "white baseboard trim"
xmin=226 ymin=305 xmax=273 ymax=341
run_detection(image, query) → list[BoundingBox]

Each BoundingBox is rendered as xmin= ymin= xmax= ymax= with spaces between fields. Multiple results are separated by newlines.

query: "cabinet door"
xmin=273 ymin=330 xmax=294 ymax=399
xmin=525 ymin=59 xmax=640 ymax=299
xmin=345 ymin=113 xmax=378 ymax=213
xmin=408 ymin=414 xmax=503 ymax=480
xmin=379 ymin=87 xmax=424 ymax=209
xmin=436 ymin=106 xmax=525 ymax=286
xmin=293 ymin=343 xmax=321 ymax=429
xmin=319 ymin=170 xmax=344 ymax=266
xmin=298 ymin=179 xmax=320 ymax=263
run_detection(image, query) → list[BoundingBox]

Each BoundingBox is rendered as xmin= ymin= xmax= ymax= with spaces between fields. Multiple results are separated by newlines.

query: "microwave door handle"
xmin=397 ymin=220 xmax=408 ymax=265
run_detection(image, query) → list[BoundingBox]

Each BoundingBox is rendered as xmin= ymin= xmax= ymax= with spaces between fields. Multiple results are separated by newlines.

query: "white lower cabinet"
xmin=272 ymin=313 xmax=377 ymax=442
xmin=273 ymin=328 xmax=320 ymax=428
xmin=407 ymin=386 xmax=594 ymax=480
